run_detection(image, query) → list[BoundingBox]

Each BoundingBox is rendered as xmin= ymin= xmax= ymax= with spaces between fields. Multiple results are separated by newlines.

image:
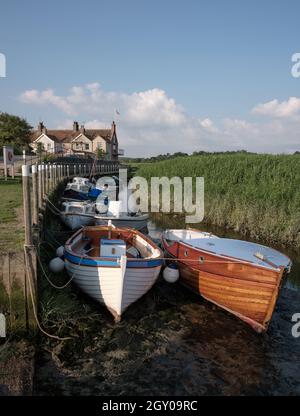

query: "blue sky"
xmin=1 ymin=0 xmax=300 ymax=156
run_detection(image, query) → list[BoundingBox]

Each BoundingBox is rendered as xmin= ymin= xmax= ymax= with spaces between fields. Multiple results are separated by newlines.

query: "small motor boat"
xmin=64 ymin=225 xmax=163 ymax=320
xmin=162 ymin=229 xmax=292 ymax=333
xmin=94 ymin=201 xmax=149 ymax=231
xmin=60 ymin=201 xmax=95 ymax=230
xmin=63 ymin=177 xmax=102 ymax=201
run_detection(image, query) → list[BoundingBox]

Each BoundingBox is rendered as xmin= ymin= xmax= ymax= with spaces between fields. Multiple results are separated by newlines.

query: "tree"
xmin=0 ymin=112 xmax=32 ymax=154
xmin=97 ymin=148 xmax=105 ymax=160
xmin=36 ymin=142 xmax=44 ymax=163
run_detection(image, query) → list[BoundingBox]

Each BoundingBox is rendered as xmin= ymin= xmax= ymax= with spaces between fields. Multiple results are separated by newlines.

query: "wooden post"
xmin=42 ymin=164 xmax=46 ymax=201
xmin=67 ymin=165 xmax=70 ymax=178
xmin=44 ymin=164 xmax=48 ymax=195
xmin=22 ymin=165 xmax=33 ymax=246
xmin=22 ymin=165 xmax=37 ymax=323
xmin=54 ymin=165 xmax=57 ymax=185
xmin=49 ymin=164 xmax=53 ymax=191
xmin=31 ymin=164 xmax=39 ymax=226
xmin=3 ymin=145 xmax=8 ymax=180
xmin=38 ymin=164 xmax=43 ymax=208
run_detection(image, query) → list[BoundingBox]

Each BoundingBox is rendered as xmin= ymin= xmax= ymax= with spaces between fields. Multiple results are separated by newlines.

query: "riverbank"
xmin=0 ymin=178 xmax=34 ymax=396
xmin=135 ymin=153 xmax=300 ymax=249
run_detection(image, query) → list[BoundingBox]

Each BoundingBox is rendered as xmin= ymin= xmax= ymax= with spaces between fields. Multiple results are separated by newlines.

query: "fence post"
xmin=44 ymin=164 xmax=48 ymax=195
xmin=54 ymin=165 xmax=58 ymax=185
xmin=31 ymin=164 xmax=39 ymax=226
xmin=41 ymin=164 xmax=46 ymax=202
xmin=22 ymin=165 xmax=33 ymax=246
xmin=49 ymin=164 xmax=53 ymax=191
xmin=22 ymin=165 xmax=37 ymax=323
xmin=38 ymin=164 xmax=43 ymax=209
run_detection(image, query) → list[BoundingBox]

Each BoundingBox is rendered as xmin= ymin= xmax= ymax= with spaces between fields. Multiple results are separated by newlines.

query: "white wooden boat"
xmin=60 ymin=201 xmax=95 ymax=230
xmin=162 ymin=229 xmax=292 ymax=332
xmin=94 ymin=201 xmax=149 ymax=230
xmin=64 ymin=225 xmax=163 ymax=320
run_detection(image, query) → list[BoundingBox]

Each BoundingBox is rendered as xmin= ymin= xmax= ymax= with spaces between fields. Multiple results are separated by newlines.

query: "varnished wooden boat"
xmin=162 ymin=229 xmax=292 ymax=332
xmin=64 ymin=225 xmax=163 ymax=320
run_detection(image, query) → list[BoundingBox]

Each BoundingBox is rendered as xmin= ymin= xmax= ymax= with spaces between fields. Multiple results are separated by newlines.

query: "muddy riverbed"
xmin=32 ymin=212 xmax=300 ymax=396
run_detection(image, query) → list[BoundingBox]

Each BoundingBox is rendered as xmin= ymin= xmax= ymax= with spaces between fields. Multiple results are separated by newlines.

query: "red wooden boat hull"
xmin=162 ymin=237 xmax=285 ymax=332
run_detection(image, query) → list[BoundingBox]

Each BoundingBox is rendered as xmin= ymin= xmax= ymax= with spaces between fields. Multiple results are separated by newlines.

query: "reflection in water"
xmin=148 ymin=213 xmax=300 ymax=291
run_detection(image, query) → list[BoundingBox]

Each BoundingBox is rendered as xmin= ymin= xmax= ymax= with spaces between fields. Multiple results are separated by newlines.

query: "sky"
xmin=1 ymin=0 xmax=300 ymax=156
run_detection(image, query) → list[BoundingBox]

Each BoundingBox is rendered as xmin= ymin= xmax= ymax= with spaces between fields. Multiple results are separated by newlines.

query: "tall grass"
xmin=136 ymin=154 xmax=300 ymax=248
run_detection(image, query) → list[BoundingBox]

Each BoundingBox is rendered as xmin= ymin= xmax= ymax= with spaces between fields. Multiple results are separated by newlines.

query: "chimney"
xmin=111 ymin=120 xmax=116 ymax=134
xmin=80 ymin=124 xmax=85 ymax=134
xmin=37 ymin=121 xmax=44 ymax=133
xmin=73 ymin=121 xmax=79 ymax=132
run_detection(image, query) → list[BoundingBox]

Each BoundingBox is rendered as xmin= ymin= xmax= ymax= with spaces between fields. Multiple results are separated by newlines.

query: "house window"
xmin=85 ymin=144 xmax=89 ymax=150
xmin=76 ymin=143 xmax=80 ymax=149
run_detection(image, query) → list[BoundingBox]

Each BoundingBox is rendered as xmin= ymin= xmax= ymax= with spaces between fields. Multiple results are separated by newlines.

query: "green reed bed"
xmin=135 ymin=153 xmax=300 ymax=248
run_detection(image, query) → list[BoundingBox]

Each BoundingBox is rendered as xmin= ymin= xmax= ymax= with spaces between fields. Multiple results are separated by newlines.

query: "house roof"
xmin=31 ymin=128 xmax=113 ymax=143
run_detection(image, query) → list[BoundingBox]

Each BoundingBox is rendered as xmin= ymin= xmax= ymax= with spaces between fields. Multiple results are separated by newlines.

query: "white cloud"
xmin=252 ymin=97 xmax=300 ymax=118
xmin=19 ymin=84 xmax=300 ymax=156
xmin=20 ymin=88 xmax=74 ymax=115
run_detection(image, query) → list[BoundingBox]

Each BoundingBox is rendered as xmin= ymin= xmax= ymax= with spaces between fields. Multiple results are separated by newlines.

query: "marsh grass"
xmin=136 ymin=153 xmax=300 ymax=247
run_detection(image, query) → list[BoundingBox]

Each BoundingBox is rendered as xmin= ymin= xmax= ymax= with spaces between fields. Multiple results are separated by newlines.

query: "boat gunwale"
xmin=65 ymin=225 xmax=164 ymax=264
xmin=161 ymin=231 xmax=286 ymax=273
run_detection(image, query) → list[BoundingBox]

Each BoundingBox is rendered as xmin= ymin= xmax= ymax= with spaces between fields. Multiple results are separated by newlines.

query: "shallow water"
xmin=34 ymin=213 xmax=300 ymax=396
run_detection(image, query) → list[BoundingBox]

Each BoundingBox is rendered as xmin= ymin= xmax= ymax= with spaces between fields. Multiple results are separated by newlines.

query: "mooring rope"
xmin=35 ymin=246 xmax=76 ymax=290
xmin=36 ymin=241 xmax=94 ymax=290
xmin=45 ymin=197 xmax=61 ymax=215
xmin=23 ymin=245 xmax=72 ymax=341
